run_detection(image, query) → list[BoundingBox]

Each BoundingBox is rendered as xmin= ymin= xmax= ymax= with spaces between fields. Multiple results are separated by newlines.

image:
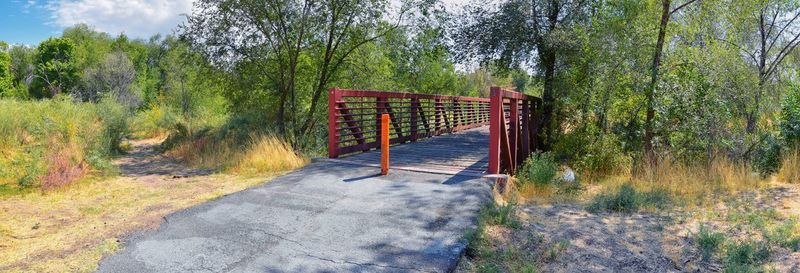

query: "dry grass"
xmin=605 ymin=156 xmax=765 ymax=207
xmin=166 ymin=134 xmax=308 ymax=175
xmin=231 ymin=135 xmax=308 ymax=175
xmin=778 ymin=149 xmax=800 ymax=184
xmin=518 ymin=155 xmax=767 ymax=207
xmin=0 ymin=173 xmax=269 ymax=273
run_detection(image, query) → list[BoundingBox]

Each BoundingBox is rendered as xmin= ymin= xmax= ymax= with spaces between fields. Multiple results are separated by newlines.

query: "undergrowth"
xmin=0 ymin=97 xmax=128 ymax=193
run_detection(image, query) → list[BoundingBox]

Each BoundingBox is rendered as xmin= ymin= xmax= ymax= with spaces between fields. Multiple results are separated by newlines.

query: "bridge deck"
xmin=333 ymin=127 xmax=489 ymax=176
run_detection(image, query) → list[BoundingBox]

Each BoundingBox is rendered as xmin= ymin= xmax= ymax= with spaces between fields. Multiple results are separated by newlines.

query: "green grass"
xmin=478 ymin=202 xmax=521 ymax=228
xmin=724 ymin=240 xmax=770 ymax=272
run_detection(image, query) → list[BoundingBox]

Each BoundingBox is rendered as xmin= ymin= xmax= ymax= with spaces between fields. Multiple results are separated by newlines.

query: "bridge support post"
xmin=489 ymin=87 xmax=502 ymax=174
xmin=328 ymin=88 xmax=340 ymax=158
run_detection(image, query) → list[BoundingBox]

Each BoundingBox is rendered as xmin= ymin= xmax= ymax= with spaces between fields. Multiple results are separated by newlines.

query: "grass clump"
xmin=586 ymin=183 xmax=671 ymax=213
xmin=463 ymin=201 xmax=542 ymax=273
xmin=478 ymin=201 xmax=521 ymax=228
xmin=696 ymin=224 xmax=725 ymax=261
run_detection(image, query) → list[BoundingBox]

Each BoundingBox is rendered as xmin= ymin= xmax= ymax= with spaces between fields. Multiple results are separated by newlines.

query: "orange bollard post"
xmin=381 ymin=113 xmax=390 ymax=175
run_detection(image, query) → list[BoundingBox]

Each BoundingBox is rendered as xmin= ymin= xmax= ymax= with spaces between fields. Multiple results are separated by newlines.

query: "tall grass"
xmin=165 ymin=133 xmax=307 ymax=175
xmin=778 ymin=148 xmax=800 ymax=183
xmin=0 ymin=97 xmax=128 ymax=192
xmin=624 ymin=156 xmax=763 ymax=206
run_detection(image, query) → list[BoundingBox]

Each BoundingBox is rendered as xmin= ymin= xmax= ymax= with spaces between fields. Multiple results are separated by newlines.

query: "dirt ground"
xmin=457 ymin=184 xmax=800 ymax=273
xmin=0 ymin=139 xmax=274 ymax=273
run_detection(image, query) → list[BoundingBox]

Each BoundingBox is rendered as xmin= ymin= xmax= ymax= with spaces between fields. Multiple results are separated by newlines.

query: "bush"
xmin=586 ymin=183 xmax=671 ymax=213
xmin=782 ymin=83 xmax=800 ymax=146
xmin=517 ymin=152 xmax=558 ymax=187
xmin=696 ymin=224 xmax=725 ymax=261
xmin=551 ymin=126 xmax=632 ymax=179
xmin=751 ymin=133 xmax=782 ymax=176
xmin=130 ymin=104 xmax=180 ymax=138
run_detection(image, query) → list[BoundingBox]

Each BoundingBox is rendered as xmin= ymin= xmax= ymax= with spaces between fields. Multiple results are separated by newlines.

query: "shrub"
xmin=696 ymin=224 xmax=725 ymax=261
xmin=517 ymin=152 xmax=558 ymax=187
xmin=130 ymin=104 xmax=180 ymax=138
xmin=575 ymin=134 xmax=632 ymax=179
xmin=751 ymin=133 xmax=782 ymax=176
xmin=782 ymin=83 xmax=800 ymax=146
xmin=586 ymin=183 xmax=671 ymax=213
xmin=551 ymin=126 xmax=632 ymax=179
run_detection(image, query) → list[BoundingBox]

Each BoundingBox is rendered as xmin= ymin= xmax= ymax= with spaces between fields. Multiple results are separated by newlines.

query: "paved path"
xmin=97 ymin=161 xmax=493 ymax=273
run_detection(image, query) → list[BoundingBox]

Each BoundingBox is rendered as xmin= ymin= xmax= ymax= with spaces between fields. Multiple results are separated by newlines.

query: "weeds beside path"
xmin=0 ymin=139 xmax=282 ymax=273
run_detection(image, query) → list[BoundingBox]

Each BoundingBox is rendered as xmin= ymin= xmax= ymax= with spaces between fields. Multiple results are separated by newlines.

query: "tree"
xmin=721 ymin=0 xmax=800 ymax=134
xmin=181 ymin=0 xmax=403 ymax=147
xmin=30 ymin=38 xmax=79 ymax=98
xmin=80 ymin=51 xmax=139 ymax=108
xmin=642 ymin=0 xmax=699 ymax=160
xmin=453 ymin=0 xmax=592 ymax=149
xmin=0 ymin=47 xmax=13 ymax=96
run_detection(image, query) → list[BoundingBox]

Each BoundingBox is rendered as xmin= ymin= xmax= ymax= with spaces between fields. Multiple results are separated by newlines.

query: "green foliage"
xmin=30 ymin=38 xmax=80 ymax=98
xmin=696 ymin=224 xmax=725 ymax=261
xmin=517 ymin=152 xmax=558 ymax=187
xmin=782 ymin=83 xmax=800 ymax=146
xmin=97 ymin=98 xmax=131 ymax=155
xmin=586 ymin=183 xmax=671 ymax=213
xmin=553 ymin=127 xmax=632 ymax=178
xmin=752 ymin=133 xmax=783 ymax=175
xmin=0 ymin=51 xmax=13 ymax=96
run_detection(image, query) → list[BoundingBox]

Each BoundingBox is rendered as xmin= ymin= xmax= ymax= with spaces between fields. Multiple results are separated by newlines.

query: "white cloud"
xmin=49 ymin=0 xmax=194 ymax=38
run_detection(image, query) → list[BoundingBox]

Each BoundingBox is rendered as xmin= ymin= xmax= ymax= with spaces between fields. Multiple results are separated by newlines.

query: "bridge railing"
xmin=327 ymin=88 xmax=491 ymax=158
xmin=488 ymin=87 xmax=542 ymax=174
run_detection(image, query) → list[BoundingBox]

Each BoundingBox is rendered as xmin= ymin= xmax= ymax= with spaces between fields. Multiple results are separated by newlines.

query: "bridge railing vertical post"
xmin=489 ymin=87 xmax=502 ymax=174
xmin=328 ymin=88 xmax=340 ymax=158
xmin=410 ymin=98 xmax=419 ymax=141
xmin=520 ymin=100 xmax=531 ymax=162
xmin=508 ymin=98 xmax=519 ymax=172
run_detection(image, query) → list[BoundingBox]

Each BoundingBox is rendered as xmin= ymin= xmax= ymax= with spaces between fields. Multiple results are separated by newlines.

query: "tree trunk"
xmin=539 ymin=49 xmax=556 ymax=151
xmin=643 ymin=0 xmax=672 ymax=162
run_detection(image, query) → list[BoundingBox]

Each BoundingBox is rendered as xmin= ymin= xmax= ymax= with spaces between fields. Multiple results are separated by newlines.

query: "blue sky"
xmin=0 ymin=0 xmax=469 ymax=47
xmin=0 ymin=0 xmax=194 ymax=46
xmin=1 ymin=0 xmax=62 ymax=45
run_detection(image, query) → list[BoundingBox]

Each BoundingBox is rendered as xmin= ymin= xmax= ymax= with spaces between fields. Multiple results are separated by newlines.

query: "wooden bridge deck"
xmin=330 ymin=126 xmax=490 ymax=176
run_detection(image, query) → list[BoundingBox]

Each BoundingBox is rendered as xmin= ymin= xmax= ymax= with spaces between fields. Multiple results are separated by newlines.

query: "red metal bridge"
xmin=327 ymin=87 xmax=542 ymax=176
